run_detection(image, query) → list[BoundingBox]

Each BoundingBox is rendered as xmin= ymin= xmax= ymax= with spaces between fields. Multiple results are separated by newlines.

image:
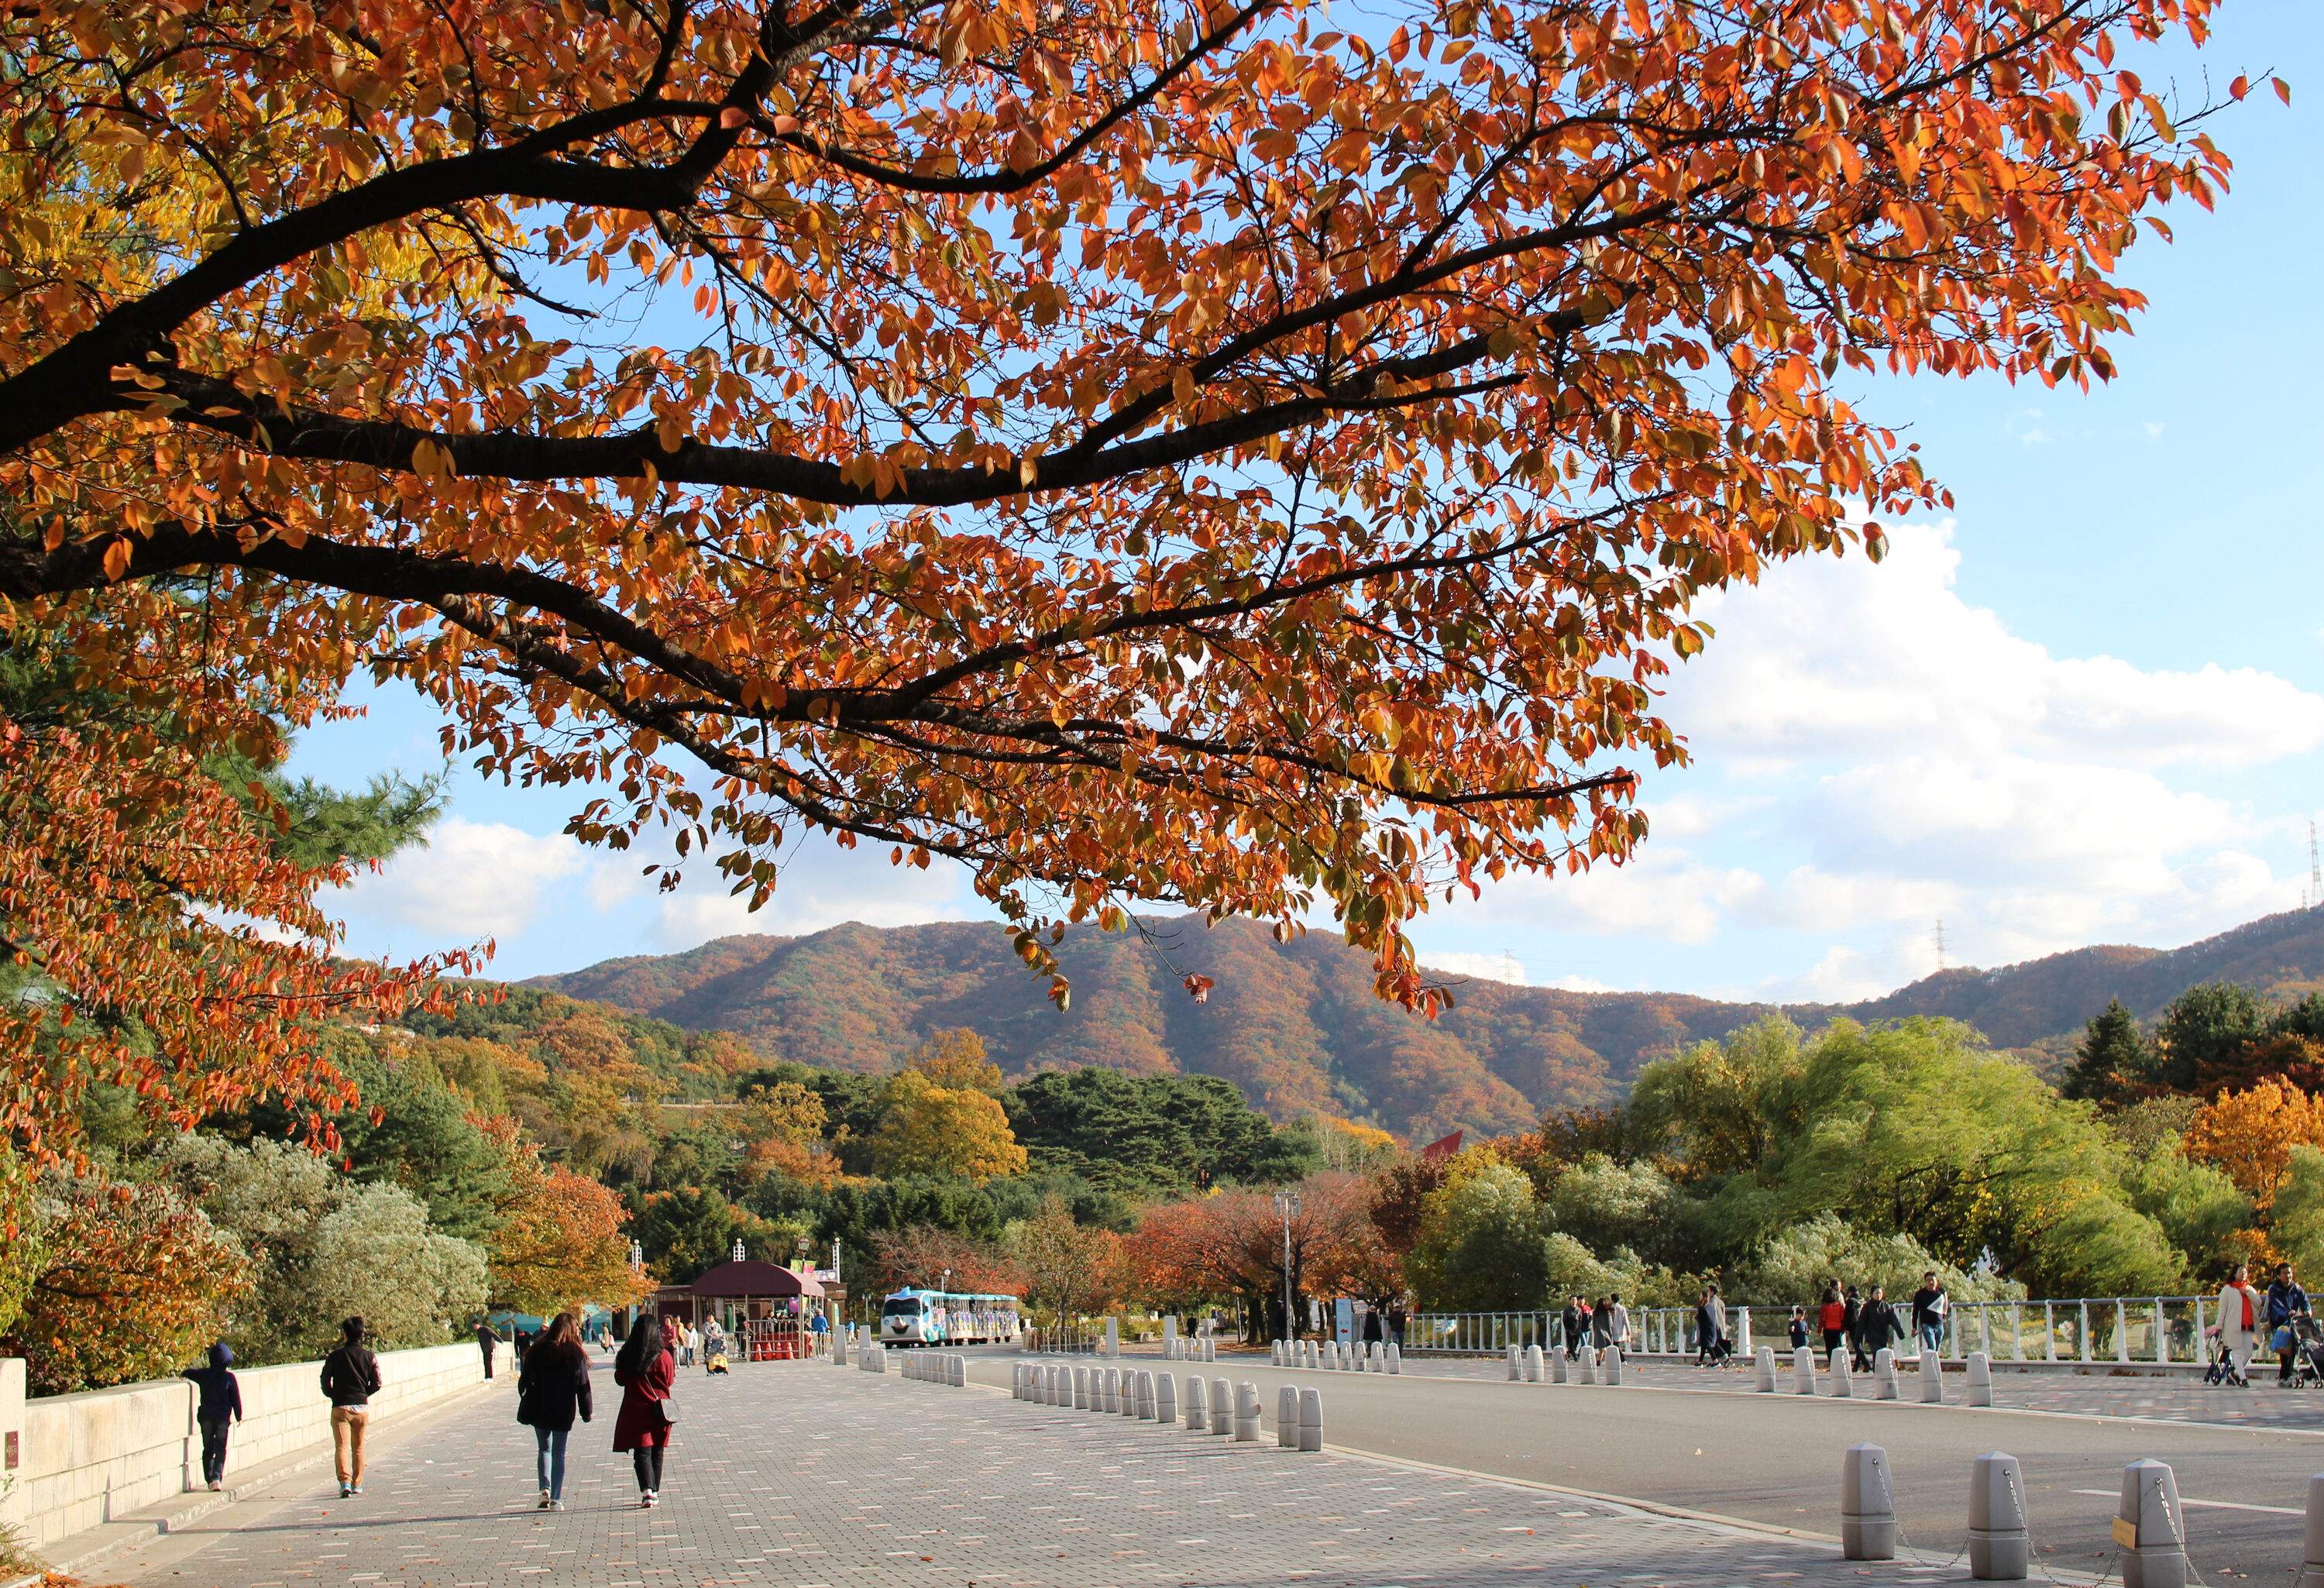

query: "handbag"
xmin=655 ymin=1392 xmax=678 ymax=1425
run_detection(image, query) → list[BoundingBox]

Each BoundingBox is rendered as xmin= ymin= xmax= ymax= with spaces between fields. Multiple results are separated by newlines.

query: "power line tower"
xmin=1934 ymin=919 xmax=1948 ymax=973
xmin=2310 ymin=821 xmax=2321 ymax=911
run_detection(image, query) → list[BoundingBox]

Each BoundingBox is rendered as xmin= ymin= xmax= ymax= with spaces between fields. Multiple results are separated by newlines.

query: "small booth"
xmin=655 ymin=1257 xmax=829 ymax=1361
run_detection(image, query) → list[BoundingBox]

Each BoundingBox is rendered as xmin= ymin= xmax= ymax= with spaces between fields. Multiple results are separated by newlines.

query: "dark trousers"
xmin=632 ymin=1445 xmax=665 ymax=1493
xmin=1822 ymin=1328 xmax=1845 ymax=1357
xmin=480 ymin=1343 xmax=496 ymax=1379
xmin=199 ymin=1416 xmax=232 ymax=1484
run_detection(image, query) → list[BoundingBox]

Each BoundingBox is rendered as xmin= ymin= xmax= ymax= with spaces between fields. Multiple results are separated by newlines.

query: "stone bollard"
xmin=1010 ymin=1363 xmax=1024 ymax=1399
xmin=1551 ymin=1347 xmax=1568 ymax=1384
xmin=1054 ymin=1365 xmax=1071 ymax=1404
xmin=1755 ymin=1345 xmax=1778 ymax=1392
xmin=1271 ymin=1340 xmax=1283 ymax=1366
xmin=1322 ymin=1340 xmax=1336 ymax=1370
xmin=1921 ymin=1349 xmax=1945 ymax=1404
xmin=1277 ymin=1384 xmax=1300 ymax=1448
xmin=1235 ymin=1382 xmax=1262 ymax=1442
xmin=1967 ymin=1351 xmax=1994 ymax=1408
xmin=1793 ymin=1347 xmax=1817 ymax=1394
xmin=1207 ymin=1339 xmax=1219 ymax=1364
xmin=1164 ymin=1318 xmax=1178 ymax=1357
xmin=1388 ymin=1344 xmax=1402 ymax=1373
xmin=1525 ymin=1345 xmax=1544 ymax=1382
xmin=1185 ymin=1375 xmax=1208 ymax=1432
xmin=951 ymin=1355 xmax=965 ymax=1388
xmin=834 ymin=1333 xmax=849 ymax=1366
xmin=2119 ymin=1459 xmax=2187 ymax=1588
xmin=1297 ymin=1387 xmax=1325 ymax=1452
xmin=1097 ymin=1366 xmax=1116 ymax=1413
xmin=1579 ymin=1346 xmax=1598 ymax=1384
xmin=1507 ymin=1343 xmax=1522 ymax=1380
xmin=1831 ymin=1348 xmax=1854 ymax=1397
xmin=1873 ymin=1348 xmax=1900 ymax=1401
xmin=1970 ymin=1451 xmax=2030 ymax=1580
xmin=1156 ymin=1373 xmax=1178 ymax=1427
xmin=1135 ymin=1369 xmax=1156 ymax=1419
xmin=1074 ymin=1366 xmax=1089 ymax=1409
xmin=1604 ymin=1346 xmax=1624 ymax=1385
xmin=1212 ymin=1377 xmax=1232 ymax=1436
xmin=1841 ymin=1442 xmax=1899 ymax=1561
xmin=1107 ymin=1317 xmax=1120 ymax=1358
xmin=2296 ymin=1474 xmax=2324 ymax=1588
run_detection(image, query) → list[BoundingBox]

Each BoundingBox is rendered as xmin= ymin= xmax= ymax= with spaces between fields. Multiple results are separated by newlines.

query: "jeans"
xmin=1919 ymin=1323 xmax=1944 ymax=1354
xmin=199 ymin=1416 xmax=232 ymax=1484
xmin=535 ymin=1427 xmax=569 ymax=1500
xmin=632 ymin=1445 xmax=665 ymax=1493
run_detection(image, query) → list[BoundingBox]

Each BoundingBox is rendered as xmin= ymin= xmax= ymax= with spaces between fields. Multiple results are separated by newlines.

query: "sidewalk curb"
xmin=28 ymin=1376 xmax=506 ymax=1584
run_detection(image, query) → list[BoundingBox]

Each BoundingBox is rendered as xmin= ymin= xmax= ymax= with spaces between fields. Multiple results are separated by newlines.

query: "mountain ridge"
xmin=529 ymin=906 xmax=2324 ymax=1139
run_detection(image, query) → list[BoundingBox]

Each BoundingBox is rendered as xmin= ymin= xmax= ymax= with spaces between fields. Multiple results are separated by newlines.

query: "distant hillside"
xmin=530 ymin=906 xmax=2324 ymax=1139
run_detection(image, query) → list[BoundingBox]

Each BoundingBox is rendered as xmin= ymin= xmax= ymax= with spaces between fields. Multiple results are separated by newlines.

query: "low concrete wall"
xmin=0 ymin=1342 xmax=484 ymax=1551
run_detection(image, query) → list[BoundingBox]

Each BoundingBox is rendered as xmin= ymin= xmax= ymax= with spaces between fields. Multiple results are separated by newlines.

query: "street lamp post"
xmin=1272 ymin=1192 xmax=1301 ymax=1342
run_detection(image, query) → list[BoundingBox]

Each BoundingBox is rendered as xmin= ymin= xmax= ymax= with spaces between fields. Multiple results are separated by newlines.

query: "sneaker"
xmin=350 ymin=1484 xmax=363 ymax=1496
xmin=645 ymin=1491 xmax=659 ymax=1508
xmin=339 ymin=1483 xmax=352 ymax=1498
xmin=208 ymin=1480 xmax=222 ymax=1492
xmin=551 ymin=1500 xmax=567 ymax=1512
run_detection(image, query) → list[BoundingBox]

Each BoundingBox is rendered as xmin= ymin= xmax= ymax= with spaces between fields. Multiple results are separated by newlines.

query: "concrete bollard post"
xmin=1055 ymin=1365 xmax=1071 ymax=1404
xmin=1096 ymin=1366 xmax=1115 ymax=1413
xmin=1922 ymin=1349 xmax=1945 ymax=1404
xmin=1074 ymin=1366 xmax=1089 ymax=1409
xmin=1551 ymin=1347 xmax=1568 ymax=1384
xmin=2119 ymin=1459 xmax=2188 ymax=1588
xmin=1343 ymin=1343 xmax=1358 ymax=1372
xmin=1579 ymin=1346 xmax=1598 ymax=1384
xmin=1318 ymin=1340 xmax=1332 ymax=1370
xmin=2295 ymin=1473 xmax=2324 ymax=1588
xmin=1831 ymin=1348 xmax=1854 ymax=1397
xmin=1277 ymin=1384 xmax=1300 ymax=1449
xmin=1794 ymin=1347 xmax=1817 ymax=1394
xmin=834 ymin=1333 xmax=848 ymax=1366
xmin=1841 ymin=1443 xmax=1899 ymax=1560
xmin=1388 ymin=1343 xmax=1402 ymax=1373
xmin=1872 ymin=1348 xmax=1899 ymax=1401
xmin=1524 ymin=1345 xmax=1544 ymax=1382
xmin=1212 ymin=1377 xmax=1232 ymax=1436
xmin=1208 ymin=1339 xmax=1219 ymax=1364
xmin=1156 ymin=1373 xmax=1177 ymax=1427
xmin=1136 ymin=1369 xmax=1156 ymax=1419
xmin=1970 ymin=1451 xmax=2030 ymax=1580
xmin=1271 ymin=1340 xmax=1283 ymax=1366
xmin=1011 ymin=1363 xmax=1024 ymax=1399
xmin=1605 ymin=1346 xmax=1624 ymax=1385
xmin=1297 ymin=1387 xmax=1324 ymax=1452
xmin=1755 ymin=1345 xmax=1778 ymax=1393
xmin=1164 ymin=1317 xmax=1177 ymax=1357
xmin=1185 ymin=1375 xmax=1208 ymax=1432
xmin=1235 ymin=1382 xmax=1262 ymax=1442
xmin=1106 ymin=1317 xmax=1120 ymax=1358
xmin=1967 ymin=1351 xmax=1994 ymax=1408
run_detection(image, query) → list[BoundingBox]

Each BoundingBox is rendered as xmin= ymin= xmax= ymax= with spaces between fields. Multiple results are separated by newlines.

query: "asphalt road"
xmin=965 ymin=1352 xmax=2317 ymax=1577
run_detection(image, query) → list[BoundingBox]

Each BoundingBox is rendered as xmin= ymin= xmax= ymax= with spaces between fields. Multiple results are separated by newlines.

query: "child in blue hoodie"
xmin=184 ymin=1342 xmax=244 ymax=1490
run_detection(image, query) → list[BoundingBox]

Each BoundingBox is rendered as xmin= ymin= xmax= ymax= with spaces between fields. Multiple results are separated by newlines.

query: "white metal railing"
xmin=1408 ymin=1296 xmax=2222 ymax=1367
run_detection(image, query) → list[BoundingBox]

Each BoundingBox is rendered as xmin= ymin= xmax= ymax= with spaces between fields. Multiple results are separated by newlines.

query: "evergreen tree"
xmin=2155 ymin=982 xmax=2270 ymax=1091
xmin=2062 ymin=999 xmax=2154 ymax=1106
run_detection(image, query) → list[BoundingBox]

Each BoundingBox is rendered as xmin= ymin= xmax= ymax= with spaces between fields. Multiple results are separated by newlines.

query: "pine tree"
xmin=2061 ymin=999 xmax=2153 ymax=1107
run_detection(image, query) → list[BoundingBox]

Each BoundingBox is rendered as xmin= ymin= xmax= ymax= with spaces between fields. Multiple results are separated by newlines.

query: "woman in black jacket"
xmin=517 ymin=1313 xmax=594 ymax=1511
xmin=320 ymin=1316 xmax=383 ymax=1499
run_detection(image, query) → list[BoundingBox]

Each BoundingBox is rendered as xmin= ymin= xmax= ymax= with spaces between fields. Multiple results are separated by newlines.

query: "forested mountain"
xmin=531 ymin=906 xmax=2324 ymax=1139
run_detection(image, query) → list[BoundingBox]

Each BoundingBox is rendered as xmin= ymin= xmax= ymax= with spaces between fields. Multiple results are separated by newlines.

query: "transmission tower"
xmin=2310 ymin=820 xmax=2321 ymax=911
xmin=1934 ymin=919 xmax=1948 ymax=972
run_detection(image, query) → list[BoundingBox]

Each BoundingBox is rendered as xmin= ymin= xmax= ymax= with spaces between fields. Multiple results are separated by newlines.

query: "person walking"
xmin=613 ymin=1316 xmax=676 ymax=1507
xmin=1362 ymin=1306 xmax=1383 ymax=1349
xmin=1705 ymin=1287 xmax=1730 ymax=1366
xmin=517 ymin=1312 xmax=593 ymax=1511
xmin=183 ymin=1342 xmax=243 ymax=1490
xmin=1387 ymin=1302 xmax=1408 ymax=1348
xmin=321 ymin=1317 xmax=382 ymax=1497
xmin=1858 ymin=1285 xmax=1903 ymax=1362
xmin=1603 ymin=1294 xmax=1629 ymax=1354
xmin=1787 ymin=1306 xmax=1810 ymax=1351
xmin=1589 ymin=1297 xmax=1611 ymax=1352
xmin=1842 ymin=1285 xmax=1868 ymax=1370
xmin=1910 ymin=1270 xmax=1950 ymax=1358
xmin=2267 ymin=1261 xmax=2311 ymax=1386
xmin=1817 ymin=1283 xmax=1847 ymax=1359
xmin=1693 ymin=1291 xmax=1717 ymax=1366
xmin=476 ymin=1318 xmax=500 ymax=1381
xmin=1560 ymin=1297 xmax=1583 ymax=1359
xmin=2217 ymin=1263 xmax=2263 ymax=1388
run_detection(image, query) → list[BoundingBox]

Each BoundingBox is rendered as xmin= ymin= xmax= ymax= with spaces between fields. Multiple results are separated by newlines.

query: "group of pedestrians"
xmin=1555 ymin=1293 xmax=1631 ymax=1357
xmin=180 ymin=1308 xmax=688 ymax=1514
xmin=2213 ymin=1260 xmax=2311 ymax=1387
xmin=1783 ymin=1273 xmax=1948 ymax=1369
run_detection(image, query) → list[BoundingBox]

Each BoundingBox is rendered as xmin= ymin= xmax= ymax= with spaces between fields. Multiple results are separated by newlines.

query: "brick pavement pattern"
xmin=102 ymin=1353 xmax=1957 ymax=1588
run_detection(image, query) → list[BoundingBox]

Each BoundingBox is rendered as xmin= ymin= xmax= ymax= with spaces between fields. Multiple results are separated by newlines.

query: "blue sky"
xmin=294 ymin=0 xmax=2324 ymax=1001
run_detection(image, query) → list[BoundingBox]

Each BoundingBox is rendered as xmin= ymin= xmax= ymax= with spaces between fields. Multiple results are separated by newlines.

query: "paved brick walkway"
xmin=1202 ymin=1349 xmax=2324 ymax=1432
xmin=102 ymin=1354 xmax=1958 ymax=1588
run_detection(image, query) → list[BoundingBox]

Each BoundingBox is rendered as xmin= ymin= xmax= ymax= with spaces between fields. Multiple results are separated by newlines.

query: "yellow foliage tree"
xmin=2185 ymin=1081 xmax=2324 ymax=1211
xmin=903 ymin=1029 xmax=1005 ymax=1094
xmin=478 ymin=1119 xmax=655 ymax=1315
xmin=872 ymin=1071 xmax=1026 ymax=1183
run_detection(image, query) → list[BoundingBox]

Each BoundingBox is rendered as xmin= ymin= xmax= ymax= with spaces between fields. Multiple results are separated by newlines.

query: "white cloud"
xmin=1422 ymin=951 xmax=1528 ymax=985
xmin=1762 ymin=946 xmax=1890 ymax=1004
xmin=342 ymin=817 xmax=584 ymax=942
xmin=638 ymin=828 xmax=974 ymax=950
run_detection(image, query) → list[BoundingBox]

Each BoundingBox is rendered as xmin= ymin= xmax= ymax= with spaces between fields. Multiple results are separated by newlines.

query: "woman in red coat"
xmin=611 ymin=1317 xmax=676 ymax=1507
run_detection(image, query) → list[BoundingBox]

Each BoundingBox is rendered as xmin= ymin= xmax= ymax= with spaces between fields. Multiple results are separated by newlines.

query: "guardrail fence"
xmin=1408 ymin=1296 xmax=2223 ymax=1367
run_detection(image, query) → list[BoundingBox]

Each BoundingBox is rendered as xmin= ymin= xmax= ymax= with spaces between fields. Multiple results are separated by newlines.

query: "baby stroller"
xmin=2202 ymin=1326 xmax=2249 ymax=1388
xmin=704 ymin=1349 xmax=731 ymax=1376
xmin=2287 ymin=1315 xmax=2324 ymax=1388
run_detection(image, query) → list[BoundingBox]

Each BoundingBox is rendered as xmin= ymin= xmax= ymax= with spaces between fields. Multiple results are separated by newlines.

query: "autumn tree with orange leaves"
xmin=0 ymin=0 xmax=2266 ymax=1035
xmin=1131 ymin=1174 xmax=1395 ymax=1336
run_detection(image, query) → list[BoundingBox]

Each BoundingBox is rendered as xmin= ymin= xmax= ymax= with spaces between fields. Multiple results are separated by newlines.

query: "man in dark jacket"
xmin=476 ymin=1319 xmax=500 ymax=1380
xmin=1857 ymin=1286 xmax=1904 ymax=1360
xmin=2267 ymin=1262 xmax=2312 ymax=1384
xmin=1842 ymin=1286 xmax=1867 ymax=1370
xmin=1560 ymin=1298 xmax=1583 ymax=1359
xmin=183 ymin=1342 xmax=243 ymax=1491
